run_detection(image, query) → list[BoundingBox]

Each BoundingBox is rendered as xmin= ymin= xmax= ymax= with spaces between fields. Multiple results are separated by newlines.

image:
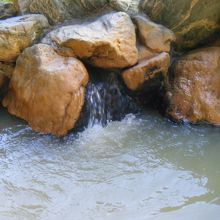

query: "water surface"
xmin=0 ymin=108 xmax=220 ymax=220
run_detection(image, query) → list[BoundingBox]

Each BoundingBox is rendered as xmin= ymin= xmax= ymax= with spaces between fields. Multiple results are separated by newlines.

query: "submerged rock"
xmin=0 ymin=1 xmax=17 ymax=19
xmin=16 ymin=0 xmax=108 ymax=24
xmin=3 ymin=44 xmax=89 ymax=136
xmin=165 ymin=47 xmax=220 ymax=125
xmin=0 ymin=14 xmax=49 ymax=62
xmin=142 ymin=0 xmax=220 ymax=50
xmin=122 ymin=52 xmax=170 ymax=91
xmin=43 ymin=12 xmax=138 ymax=69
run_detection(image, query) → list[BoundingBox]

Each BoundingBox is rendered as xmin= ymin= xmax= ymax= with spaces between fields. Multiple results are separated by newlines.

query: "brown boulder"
xmin=0 ymin=14 xmax=49 ymax=62
xmin=165 ymin=47 xmax=220 ymax=125
xmin=122 ymin=52 xmax=170 ymax=91
xmin=3 ymin=44 xmax=89 ymax=136
xmin=42 ymin=12 xmax=138 ymax=69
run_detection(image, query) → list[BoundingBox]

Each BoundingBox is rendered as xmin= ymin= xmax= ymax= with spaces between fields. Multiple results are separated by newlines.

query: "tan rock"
xmin=165 ymin=47 xmax=220 ymax=125
xmin=3 ymin=44 xmax=89 ymax=136
xmin=0 ymin=14 xmax=49 ymax=62
xmin=43 ymin=12 xmax=138 ymax=69
xmin=122 ymin=52 xmax=170 ymax=91
xmin=133 ymin=15 xmax=175 ymax=53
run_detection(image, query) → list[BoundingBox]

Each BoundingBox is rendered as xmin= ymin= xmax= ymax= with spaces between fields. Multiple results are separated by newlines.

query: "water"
xmin=1 ymin=107 xmax=220 ymax=220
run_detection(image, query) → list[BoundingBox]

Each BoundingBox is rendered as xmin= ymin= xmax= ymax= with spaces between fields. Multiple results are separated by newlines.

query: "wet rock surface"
xmin=3 ymin=44 xmax=89 ymax=136
xmin=165 ymin=47 xmax=220 ymax=125
xmin=0 ymin=14 xmax=49 ymax=62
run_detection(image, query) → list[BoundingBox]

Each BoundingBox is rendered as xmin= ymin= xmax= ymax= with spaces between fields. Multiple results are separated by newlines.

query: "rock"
xmin=122 ymin=52 xmax=170 ymax=91
xmin=109 ymin=0 xmax=141 ymax=14
xmin=3 ymin=44 xmax=89 ymax=136
xmin=0 ymin=62 xmax=14 ymax=80
xmin=16 ymin=0 xmax=108 ymax=24
xmin=43 ymin=12 xmax=138 ymax=69
xmin=165 ymin=47 xmax=220 ymax=125
xmin=0 ymin=14 xmax=49 ymax=62
xmin=133 ymin=15 xmax=175 ymax=53
xmin=142 ymin=0 xmax=220 ymax=50
xmin=0 ymin=1 xmax=17 ymax=19
xmin=0 ymin=62 xmax=14 ymax=100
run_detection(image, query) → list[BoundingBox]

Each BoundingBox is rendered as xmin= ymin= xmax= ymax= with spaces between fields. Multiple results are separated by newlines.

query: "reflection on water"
xmin=0 ymin=108 xmax=220 ymax=220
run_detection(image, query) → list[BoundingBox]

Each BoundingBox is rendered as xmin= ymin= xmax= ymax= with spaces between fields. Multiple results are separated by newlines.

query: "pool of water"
xmin=0 ymin=108 xmax=220 ymax=220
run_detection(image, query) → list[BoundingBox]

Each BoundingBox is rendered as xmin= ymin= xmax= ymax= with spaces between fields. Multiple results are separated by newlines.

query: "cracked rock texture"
xmin=109 ymin=0 xmax=141 ymax=14
xmin=0 ymin=14 xmax=49 ymax=62
xmin=16 ymin=0 xmax=108 ymax=24
xmin=142 ymin=0 xmax=220 ymax=50
xmin=3 ymin=44 xmax=89 ymax=136
xmin=165 ymin=47 xmax=220 ymax=125
xmin=43 ymin=12 xmax=138 ymax=69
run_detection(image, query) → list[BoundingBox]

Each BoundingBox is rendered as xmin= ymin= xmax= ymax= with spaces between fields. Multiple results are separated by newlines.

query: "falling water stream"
xmin=0 ymin=73 xmax=220 ymax=220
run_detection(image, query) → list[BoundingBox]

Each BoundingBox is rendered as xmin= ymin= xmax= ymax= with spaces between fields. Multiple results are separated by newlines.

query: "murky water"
xmin=0 ymin=108 xmax=220 ymax=220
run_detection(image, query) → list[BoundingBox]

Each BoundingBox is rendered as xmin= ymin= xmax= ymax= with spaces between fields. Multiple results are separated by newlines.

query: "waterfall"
xmin=77 ymin=69 xmax=140 ymax=129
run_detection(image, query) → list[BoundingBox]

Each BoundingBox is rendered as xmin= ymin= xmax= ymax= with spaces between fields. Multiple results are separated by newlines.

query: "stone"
xmin=16 ymin=0 xmax=108 ymax=24
xmin=0 ymin=14 xmax=49 ymax=62
xmin=43 ymin=12 xmax=138 ymax=69
xmin=165 ymin=47 xmax=220 ymax=125
xmin=3 ymin=44 xmax=89 ymax=136
xmin=0 ymin=1 xmax=17 ymax=19
xmin=0 ymin=62 xmax=14 ymax=99
xmin=0 ymin=61 xmax=14 ymax=80
xmin=109 ymin=0 xmax=141 ymax=14
xmin=133 ymin=15 xmax=175 ymax=53
xmin=122 ymin=52 xmax=170 ymax=91
xmin=142 ymin=0 xmax=220 ymax=50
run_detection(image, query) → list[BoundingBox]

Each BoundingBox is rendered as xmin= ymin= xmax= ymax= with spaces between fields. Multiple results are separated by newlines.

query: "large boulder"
xmin=0 ymin=1 xmax=17 ymax=19
xmin=165 ymin=47 xmax=220 ymax=125
xmin=43 ymin=12 xmax=138 ymax=69
xmin=142 ymin=0 xmax=220 ymax=50
xmin=3 ymin=44 xmax=89 ymax=136
xmin=0 ymin=14 xmax=49 ymax=62
xmin=16 ymin=0 xmax=108 ymax=24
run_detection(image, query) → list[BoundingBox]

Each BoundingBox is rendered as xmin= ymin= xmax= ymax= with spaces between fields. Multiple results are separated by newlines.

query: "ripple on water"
xmin=0 ymin=109 xmax=220 ymax=220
